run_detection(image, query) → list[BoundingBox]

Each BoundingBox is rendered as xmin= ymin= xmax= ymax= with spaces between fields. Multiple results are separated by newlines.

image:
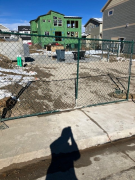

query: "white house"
xmin=0 ymin=24 xmax=11 ymax=39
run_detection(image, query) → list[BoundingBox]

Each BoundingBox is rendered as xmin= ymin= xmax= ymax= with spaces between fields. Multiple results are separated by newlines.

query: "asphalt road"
xmin=1 ymin=136 xmax=135 ymax=180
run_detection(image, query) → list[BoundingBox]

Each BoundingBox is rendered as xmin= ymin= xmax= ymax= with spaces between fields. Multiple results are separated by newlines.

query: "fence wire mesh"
xmin=0 ymin=32 xmax=134 ymax=120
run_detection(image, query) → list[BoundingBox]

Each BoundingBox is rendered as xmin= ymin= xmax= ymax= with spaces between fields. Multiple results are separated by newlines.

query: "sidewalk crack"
xmin=122 ymin=151 xmax=135 ymax=163
xmin=80 ymin=109 xmax=112 ymax=142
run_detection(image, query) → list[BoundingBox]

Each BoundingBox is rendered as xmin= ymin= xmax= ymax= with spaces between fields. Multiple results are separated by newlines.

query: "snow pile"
xmin=19 ymin=76 xmax=35 ymax=86
xmin=0 ymin=90 xmax=12 ymax=100
xmin=85 ymin=50 xmax=107 ymax=55
xmin=0 ymin=67 xmax=37 ymax=99
xmin=0 ymin=67 xmax=37 ymax=75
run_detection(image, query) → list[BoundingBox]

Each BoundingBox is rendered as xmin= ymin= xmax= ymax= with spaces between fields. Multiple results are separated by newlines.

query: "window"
xmin=43 ymin=19 xmax=46 ymax=22
xmin=45 ymin=31 xmax=49 ymax=36
xmin=53 ymin=16 xmax=62 ymax=26
xmin=67 ymin=21 xmax=78 ymax=28
xmin=67 ymin=21 xmax=70 ymax=28
xmin=37 ymin=24 xmax=38 ymax=28
xmin=67 ymin=31 xmax=78 ymax=37
xmin=71 ymin=32 xmax=74 ymax=36
xmin=67 ymin=32 xmax=70 ymax=37
xmin=32 ymin=31 xmax=37 ymax=33
xmin=25 ymin=31 xmax=28 ymax=34
xmin=48 ymin=20 xmax=51 ymax=22
xmin=54 ymin=20 xmax=57 ymax=26
xmin=71 ymin=21 xmax=75 ymax=28
xmin=108 ymin=10 xmax=114 ymax=16
xmin=75 ymin=32 xmax=78 ymax=37
xmin=58 ymin=20 xmax=62 ymax=26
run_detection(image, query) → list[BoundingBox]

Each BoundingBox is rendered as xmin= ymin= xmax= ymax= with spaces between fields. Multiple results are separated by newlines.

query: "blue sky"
xmin=0 ymin=0 xmax=107 ymax=31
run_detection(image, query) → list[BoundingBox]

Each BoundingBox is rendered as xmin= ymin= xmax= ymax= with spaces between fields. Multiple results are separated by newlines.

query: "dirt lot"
xmin=0 ymin=55 xmax=135 ymax=119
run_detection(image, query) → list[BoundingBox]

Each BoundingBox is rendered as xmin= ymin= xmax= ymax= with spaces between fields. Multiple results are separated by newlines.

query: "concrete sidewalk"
xmin=0 ymin=101 xmax=135 ymax=171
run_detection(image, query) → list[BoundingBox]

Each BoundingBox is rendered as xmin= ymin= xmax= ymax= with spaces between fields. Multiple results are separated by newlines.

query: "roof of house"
xmin=81 ymin=32 xmax=88 ymax=37
xmin=84 ymin=18 xmax=103 ymax=27
xmin=18 ymin=26 xmax=30 ymax=31
xmin=101 ymin=0 xmax=112 ymax=12
xmin=30 ymin=10 xmax=65 ymax=23
xmin=0 ymin=24 xmax=10 ymax=31
xmin=47 ymin=10 xmax=64 ymax=16
xmin=30 ymin=10 xmax=82 ymax=23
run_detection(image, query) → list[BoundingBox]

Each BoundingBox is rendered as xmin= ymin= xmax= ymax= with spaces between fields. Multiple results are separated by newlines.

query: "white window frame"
xmin=108 ymin=9 xmax=114 ymax=16
xmin=53 ymin=16 xmax=62 ymax=27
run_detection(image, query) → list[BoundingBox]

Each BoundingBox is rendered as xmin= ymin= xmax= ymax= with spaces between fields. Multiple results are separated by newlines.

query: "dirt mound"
xmin=29 ymin=49 xmax=43 ymax=54
xmin=0 ymin=38 xmax=6 ymax=42
xmin=108 ymin=91 xmax=135 ymax=100
xmin=29 ymin=44 xmax=43 ymax=54
xmin=29 ymin=44 xmax=42 ymax=50
xmin=0 ymin=54 xmax=13 ymax=69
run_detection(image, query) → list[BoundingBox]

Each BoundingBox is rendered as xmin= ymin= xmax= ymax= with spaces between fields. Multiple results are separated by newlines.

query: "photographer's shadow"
xmin=46 ymin=127 xmax=80 ymax=180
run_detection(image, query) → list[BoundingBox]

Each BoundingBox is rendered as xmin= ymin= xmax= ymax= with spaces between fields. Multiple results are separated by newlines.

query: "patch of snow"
xmin=29 ymin=71 xmax=37 ymax=75
xmin=86 ymin=50 xmax=107 ymax=55
xmin=19 ymin=76 xmax=35 ymax=86
xmin=65 ymin=51 xmax=73 ymax=55
xmin=116 ymin=57 xmax=126 ymax=61
xmin=0 ymin=67 xmax=37 ymax=75
xmin=0 ymin=81 xmax=12 ymax=88
xmin=37 ymin=50 xmax=108 ymax=56
xmin=0 ymin=75 xmax=22 ymax=81
xmin=0 ymin=75 xmax=22 ymax=88
xmin=30 ymin=53 xmax=39 ymax=55
xmin=0 ymin=90 xmax=12 ymax=99
xmin=93 ymin=18 xmax=102 ymax=22
xmin=91 ymin=55 xmax=101 ymax=58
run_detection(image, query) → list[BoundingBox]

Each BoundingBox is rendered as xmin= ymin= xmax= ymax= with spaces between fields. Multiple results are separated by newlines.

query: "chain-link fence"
xmin=0 ymin=32 xmax=134 ymax=121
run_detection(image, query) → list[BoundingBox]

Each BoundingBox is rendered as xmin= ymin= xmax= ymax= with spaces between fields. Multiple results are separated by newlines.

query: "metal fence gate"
xmin=0 ymin=32 xmax=134 ymax=121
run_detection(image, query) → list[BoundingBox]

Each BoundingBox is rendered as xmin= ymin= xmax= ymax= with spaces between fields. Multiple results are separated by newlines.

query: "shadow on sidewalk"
xmin=45 ymin=126 xmax=80 ymax=180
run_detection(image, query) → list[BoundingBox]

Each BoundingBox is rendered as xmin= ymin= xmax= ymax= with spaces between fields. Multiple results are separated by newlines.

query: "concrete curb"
xmin=0 ymin=102 xmax=135 ymax=171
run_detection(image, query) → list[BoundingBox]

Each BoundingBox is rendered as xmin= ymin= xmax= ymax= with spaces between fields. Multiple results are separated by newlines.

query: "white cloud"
xmin=2 ymin=21 xmax=30 ymax=31
xmin=82 ymin=25 xmax=85 ymax=33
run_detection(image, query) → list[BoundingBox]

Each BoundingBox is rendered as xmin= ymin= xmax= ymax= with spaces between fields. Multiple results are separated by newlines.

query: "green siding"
xmin=30 ymin=11 xmax=82 ymax=48
xmin=30 ymin=21 xmax=38 ymax=44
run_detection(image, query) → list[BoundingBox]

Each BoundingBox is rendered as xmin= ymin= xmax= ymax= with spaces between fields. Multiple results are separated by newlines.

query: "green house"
xmin=30 ymin=10 xmax=82 ymax=48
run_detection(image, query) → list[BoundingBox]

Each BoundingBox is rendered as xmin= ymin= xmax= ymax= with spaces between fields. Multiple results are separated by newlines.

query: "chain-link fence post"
xmin=127 ymin=40 xmax=134 ymax=100
xmin=75 ymin=38 xmax=81 ymax=107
